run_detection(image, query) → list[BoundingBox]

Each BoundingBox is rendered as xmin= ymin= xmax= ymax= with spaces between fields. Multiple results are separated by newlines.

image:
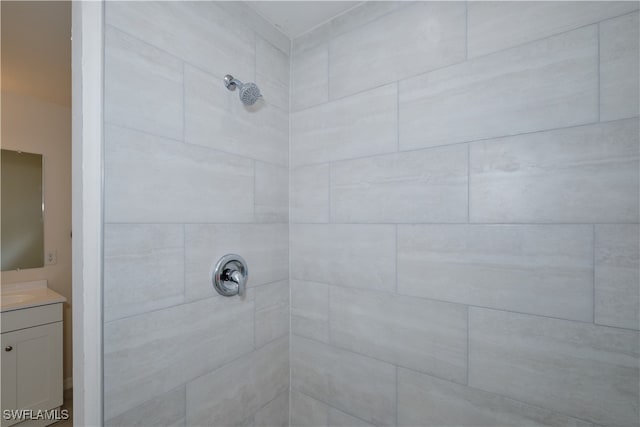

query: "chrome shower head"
xmin=224 ymin=74 xmax=262 ymax=106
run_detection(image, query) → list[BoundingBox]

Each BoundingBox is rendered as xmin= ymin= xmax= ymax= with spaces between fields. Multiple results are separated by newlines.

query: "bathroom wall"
xmin=1 ymin=90 xmax=73 ymax=389
xmin=289 ymin=2 xmax=640 ymax=426
xmin=102 ymin=2 xmax=290 ymax=425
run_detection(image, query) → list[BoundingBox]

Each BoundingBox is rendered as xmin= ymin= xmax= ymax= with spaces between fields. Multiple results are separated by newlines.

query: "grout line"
xmin=291 ymin=116 xmax=635 ymax=168
xmin=103 ymin=120 xmax=289 ymax=169
xmin=327 ymin=163 xmax=332 ymax=223
xmin=466 ymin=306 xmax=470 ymax=385
xmin=182 ymin=223 xmax=186 ymax=300
xmin=291 ymin=13 xmax=636 ymax=112
xmin=293 ymin=389 xmax=377 ymax=427
xmin=592 ymin=224 xmax=597 ymax=324
xmin=597 ymin=22 xmax=601 ymax=122
xmin=288 ymin=31 xmax=294 ymax=427
xmin=293 ymin=332 xmax=468 ymax=387
xmin=465 ymin=0 xmax=469 ymax=60
xmin=396 ymin=80 xmax=400 ymax=152
xmin=287 ymin=282 xmax=640 ymax=333
xmin=182 ymin=61 xmax=186 ymax=143
xmin=394 ymin=225 xmax=399 ymax=294
xmin=395 ymin=366 xmax=399 ymax=426
xmin=397 ymin=365 xmax=602 ymax=427
xmin=467 ymin=143 xmax=471 ymax=223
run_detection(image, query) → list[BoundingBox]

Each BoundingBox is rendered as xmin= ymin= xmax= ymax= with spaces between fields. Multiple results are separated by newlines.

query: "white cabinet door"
xmin=1 ymin=322 xmax=63 ymax=427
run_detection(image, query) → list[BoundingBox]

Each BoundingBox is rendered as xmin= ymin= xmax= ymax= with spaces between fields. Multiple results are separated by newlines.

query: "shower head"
xmin=224 ymin=74 xmax=262 ymax=106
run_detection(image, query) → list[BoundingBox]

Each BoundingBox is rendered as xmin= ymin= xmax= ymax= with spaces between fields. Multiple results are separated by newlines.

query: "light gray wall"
xmin=290 ymin=2 xmax=640 ymax=426
xmin=102 ymin=2 xmax=289 ymax=425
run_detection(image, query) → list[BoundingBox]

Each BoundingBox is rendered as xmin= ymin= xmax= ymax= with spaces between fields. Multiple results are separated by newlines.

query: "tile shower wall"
xmin=290 ymin=2 xmax=640 ymax=427
xmin=102 ymin=2 xmax=289 ymax=425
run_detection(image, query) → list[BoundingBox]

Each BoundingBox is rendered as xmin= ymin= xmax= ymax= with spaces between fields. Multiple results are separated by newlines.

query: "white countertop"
xmin=1 ymin=280 xmax=67 ymax=312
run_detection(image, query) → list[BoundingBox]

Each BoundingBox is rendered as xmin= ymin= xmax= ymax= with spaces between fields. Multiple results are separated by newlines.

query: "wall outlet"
xmin=46 ymin=250 xmax=57 ymax=265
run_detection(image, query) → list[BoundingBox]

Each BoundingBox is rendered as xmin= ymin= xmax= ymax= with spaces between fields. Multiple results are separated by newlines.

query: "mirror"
xmin=1 ymin=149 xmax=44 ymax=270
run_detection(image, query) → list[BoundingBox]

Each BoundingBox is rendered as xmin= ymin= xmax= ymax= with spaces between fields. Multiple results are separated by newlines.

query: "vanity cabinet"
xmin=1 ymin=303 xmax=63 ymax=427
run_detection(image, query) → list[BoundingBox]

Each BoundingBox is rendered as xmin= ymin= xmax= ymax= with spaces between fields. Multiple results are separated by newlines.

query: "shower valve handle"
xmin=223 ymin=269 xmax=246 ymax=297
xmin=212 ymin=254 xmax=249 ymax=297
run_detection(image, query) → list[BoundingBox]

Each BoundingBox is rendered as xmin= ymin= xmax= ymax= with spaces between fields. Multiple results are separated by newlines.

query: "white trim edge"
xmin=71 ymin=1 xmax=103 ymax=425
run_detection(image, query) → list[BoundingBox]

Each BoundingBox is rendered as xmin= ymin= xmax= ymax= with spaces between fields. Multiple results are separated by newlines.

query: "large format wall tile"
xmin=330 ymin=145 xmax=468 ymax=223
xmin=290 ymin=224 xmax=395 ymax=292
xmin=469 ymin=308 xmax=640 ymax=427
xmin=255 ymin=161 xmax=288 ymax=223
xmin=595 ymin=224 xmax=640 ymax=330
xmin=104 ymin=26 xmax=183 ymax=140
xmin=600 ymin=12 xmax=640 ymax=121
xmin=184 ymin=224 xmax=288 ymax=302
xmin=104 ymin=124 xmax=254 ymax=223
xmin=400 ymin=26 xmax=598 ymax=150
xmin=291 ymin=164 xmax=330 ymax=223
xmin=329 ymin=409 xmax=375 ymax=427
xmin=291 ymin=84 xmax=397 ymax=166
xmin=186 ymin=336 xmax=289 ymax=426
xmin=329 ymin=2 xmax=466 ymax=98
xmin=254 ymin=392 xmax=289 ymax=427
xmin=397 ymin=368 xmax=593 ymax=427
xmin=105 ymin=386 xmax=186 ymax=427
xmin=104 ymin=296 xmax=254 ymax=419
xmin=184 ymin=65 xmax=289 ymax=166
xmin=106 ymin=1 xmax=254 ymax=79
xmin=291 ymin=2 xmax=408 ymax=56
xmin=469 ymin=119 xmax=639 ymax=223
xmin=397 ymin=225 xmax=594 ymax=321
xmin=291 ymin=336 xmax=396 ymax=426
xmin=291 ymin=280 xmax=329 ymax=343
xmin=468 ymin=1 xmax=639 ymax=57
xmin=104 ymin=224 xmax=184 ymax=322
xmin=255 ymin=281 xmax=290 ymax=348
xmin=291 ymin=44 xmax=329 ymax=112
xmin=290 ymin=392 xmax=329 ymax=427
xmin=256 ymin=37 xmax=290 ymax=112
xmin=330 ymin=287 xmax=468 ymax=383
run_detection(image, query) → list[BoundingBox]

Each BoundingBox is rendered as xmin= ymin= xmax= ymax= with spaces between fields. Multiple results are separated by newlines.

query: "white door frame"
xmin=71 ymin=1 xmax=103 ymax=425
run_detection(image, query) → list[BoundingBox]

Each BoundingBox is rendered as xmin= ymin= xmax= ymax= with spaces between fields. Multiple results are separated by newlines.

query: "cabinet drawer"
xmin=1 ymin=304 xmax=62 ymax=333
